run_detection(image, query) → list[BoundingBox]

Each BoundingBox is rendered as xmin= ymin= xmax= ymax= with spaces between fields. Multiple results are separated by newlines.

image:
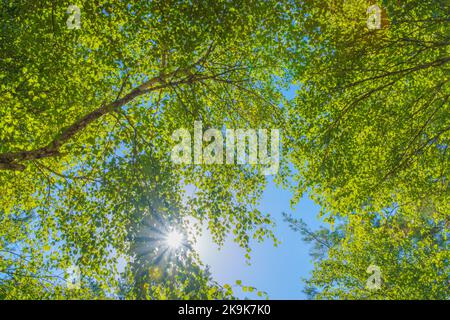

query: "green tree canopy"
xmin=0 ymin=0 xmax=448 ymax=300
xmin=0 ymin=0 xmax=302 ymax=298
xmin=284 ymin=0 xmax=449 ymax=299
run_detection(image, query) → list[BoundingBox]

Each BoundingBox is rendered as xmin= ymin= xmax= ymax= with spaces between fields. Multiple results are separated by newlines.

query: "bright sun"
xmin=166 ymin=230 xmax=183 ymax=249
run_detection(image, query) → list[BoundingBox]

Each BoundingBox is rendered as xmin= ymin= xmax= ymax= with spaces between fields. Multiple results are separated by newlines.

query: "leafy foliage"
xmin=285 ymin=0 xmax=449 ymax=299
xmin=0 ymin=0 xmax=448 ymax=300
xmin=0 ymin=0 xmax=302 ymax=298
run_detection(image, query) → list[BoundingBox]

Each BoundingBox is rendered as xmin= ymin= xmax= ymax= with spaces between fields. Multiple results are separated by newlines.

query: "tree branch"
xmin=0 ymin=62 xmax=237 ymax=171
xmin=0 ymin=70 xmax=211 ymax=171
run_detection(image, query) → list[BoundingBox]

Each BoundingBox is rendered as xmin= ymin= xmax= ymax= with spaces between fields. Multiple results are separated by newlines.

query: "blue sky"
xmin=191 ymin=85 xmax=324 ymax=299
xmin=194 ymin=179 xmax=323 ymax=299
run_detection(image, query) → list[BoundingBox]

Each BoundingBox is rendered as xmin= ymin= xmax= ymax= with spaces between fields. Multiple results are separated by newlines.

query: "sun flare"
xmin=166 ymin=230 xmax=183 ymax=249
